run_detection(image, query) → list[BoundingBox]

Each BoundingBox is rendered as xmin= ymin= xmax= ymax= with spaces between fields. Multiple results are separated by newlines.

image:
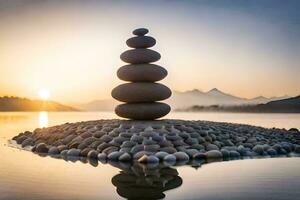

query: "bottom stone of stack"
xmin=115 ymin=102 xmax=171 ymax=120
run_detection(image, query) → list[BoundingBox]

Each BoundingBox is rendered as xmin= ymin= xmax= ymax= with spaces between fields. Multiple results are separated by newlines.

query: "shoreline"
xmin=11 ymin=119 xmax=300 ymax=165
xmin=7 ymin=139 xmax=300 ymax=169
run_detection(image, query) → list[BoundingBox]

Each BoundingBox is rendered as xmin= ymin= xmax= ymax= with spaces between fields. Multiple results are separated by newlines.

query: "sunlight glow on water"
xmin=38 ymin=112 xmax=48 ymax=128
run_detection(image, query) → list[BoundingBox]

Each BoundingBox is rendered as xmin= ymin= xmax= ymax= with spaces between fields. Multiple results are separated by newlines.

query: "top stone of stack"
xmin=132 ymin=28 xmax=149 ymax=36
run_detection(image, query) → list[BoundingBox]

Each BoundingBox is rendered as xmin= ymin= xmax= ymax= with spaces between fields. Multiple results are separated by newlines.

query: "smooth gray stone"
xmin=229 ymin=150 xmax=240 ymax=157
xmin=185 ymin=137 xmax=198 ymax=145
xmin=100 ymin=135 xmax=113 ymax=143
xmin=87 ymin=150 xmax=98 ymax=159
xmin=133 ymin=28 xmax=149 ymax=36
xmin=160 ymin=146 xmax=177 ymax=154
xmin=121 ymin=141 xmax=136 ymax=148
xmin=193 ymin=152 xmax=206 ymax=159
xmin=57 ymin=145 xmax=67 ymax=152
xmin=152 ymin=134 xmax=164 ymax=142
xmin=120 ymin=49 xmax=161 ymax=64
xmin=107 ymin=151 xmax=123 ymax=160
xmin=141 ymin=131 xmax=158 ymax=138
xmin=97 ymin=153 xmax=107 ymax=160
xmin=253 ymin=145 xmax=264 ymax=155
xmin=126 ymin=36 xmax=156 ymax=48
xmin=97 ymin=143 xmax=110 ymax=152
xmin=112 ymin=83 xmax=171 ymax=103
xmin=102 ymin=146 xmax=119 ymax=155
xmin=119 ymin=132 xmax=133 ymax=138
xmin=130 ymin=135 xmax=144 ymax=143
xmin=119 ymin=152 xmax=131 ymax=162
xmin=80 ymin=148 xmax=93 ymax=157
xmin=92 ymin=131 xmax=106 ymax=138
xmin=191 ymin=144 xmax=205 ymax=151
xmin=267 ymin=148 xmax=278 ymax=156
xmin=205 ymin=150 xmax=223 ymax=158
xmin=144 ymin=144 xmax=160 ymax=152
xmin=115 ymin=103 xmax=171 ymax=120
xmin=67 ymin=148 xmax=81 ymax=157
xmin=120 ymin=147 xmax=131 ymax=153
xmin=173 ymin=152 xmax=189 ymax=161
xmin=155 ymin=151 xmax=169 ymax=160
xmin=147 ymin=155 xmax=160 ymax=163
xmin=206 ymin=143 xmax=219 ymax=151
xmin=16 ymin=135 xmax=27 ymax=144
xmin=21 ymin=138 xmax=34 ymax=147
xmin=172 ymin=140 xmax=186 ymax=147
xmin=117 ymin=64 xmax=167 ymax=82
xmin=163 ymin=154 xmax=176 ymax=162
xmin=185 ymin=149 xmax=199 ymax=158
xmin=36 ymin=143 xmax=48 ymax=153
xmin=237 ymin=145 xmax=247 ymax=156
xmin=158 ymin=140 xmax=173 ymax=147
xmin=77 ymin=142 xmax=88 ymax=150
xmin=48 ymin=146 xmax=60 ymax=155
xmin=60 ymin=150 xmax=68 ymax=156
xmin=130 ymin=144 xmax=144 ymax=154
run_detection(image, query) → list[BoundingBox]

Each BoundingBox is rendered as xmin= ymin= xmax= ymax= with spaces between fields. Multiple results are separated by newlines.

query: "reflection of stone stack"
xmin=112 ymin=28 xmax=171 ymax=120
xmin=111 ymin=163 xmax=182 ymax=199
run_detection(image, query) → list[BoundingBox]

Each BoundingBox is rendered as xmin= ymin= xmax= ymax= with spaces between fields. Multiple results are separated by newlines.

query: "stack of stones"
xmin=112 ymin=28 xmax=171 ymax=120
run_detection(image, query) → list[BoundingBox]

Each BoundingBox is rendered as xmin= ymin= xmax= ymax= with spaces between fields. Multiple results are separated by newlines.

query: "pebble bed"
xmin=11 ymin=119 xmax=300 ymax=164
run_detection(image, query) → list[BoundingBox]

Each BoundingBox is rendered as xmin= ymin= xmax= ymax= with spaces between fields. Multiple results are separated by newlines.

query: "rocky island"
xmin=12 ymin=119 xmax=300 ymax=164
xmin=10 ymin=28 xmax=300 ymax=165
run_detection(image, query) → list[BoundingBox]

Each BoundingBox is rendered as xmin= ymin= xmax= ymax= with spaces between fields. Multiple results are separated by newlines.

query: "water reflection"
xmin=48 ymin=154 xmax=184 ymax=199
xmin=111 ymin=163 xmax=182 ymax=200
xmin=39 ymin=112 xmax=48 ymax=128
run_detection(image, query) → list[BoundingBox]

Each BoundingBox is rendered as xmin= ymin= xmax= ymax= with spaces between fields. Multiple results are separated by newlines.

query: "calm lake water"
xmin=0 ymin=112 xmax=300 ymax=200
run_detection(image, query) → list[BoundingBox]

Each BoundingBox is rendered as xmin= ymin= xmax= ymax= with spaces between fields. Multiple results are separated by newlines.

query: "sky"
xmin=0 ymin=0 xmax=299 ymax=104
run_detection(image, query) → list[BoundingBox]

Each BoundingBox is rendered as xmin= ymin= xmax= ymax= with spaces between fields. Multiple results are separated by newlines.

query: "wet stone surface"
xmin=11 ymin=119 xmax=300 ymax=165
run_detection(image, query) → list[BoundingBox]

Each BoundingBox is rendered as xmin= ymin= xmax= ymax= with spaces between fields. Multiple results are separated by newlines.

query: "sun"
xmin=38 ymin=88 xmax=50 ymax=100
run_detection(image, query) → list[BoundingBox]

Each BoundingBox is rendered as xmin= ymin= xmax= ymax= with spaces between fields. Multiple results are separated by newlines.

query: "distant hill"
xmin=77 ymin=88 xmax=289 ymax=111
xmin=0 ymin=96 xmax=79 ymax=111
xmin=167 ymin=88 xmax=289 ymax=109
xmin=180 ymin=95 xmax=300 ymax=113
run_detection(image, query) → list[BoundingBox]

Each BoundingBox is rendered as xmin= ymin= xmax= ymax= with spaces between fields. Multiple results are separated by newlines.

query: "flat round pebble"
xmin=163 ymin=154 xmax=176 ymax=162
xmin=120 ymin=49 xmax=161 ymax=64
xmin=119 ymin=152 xmax=131 ymax=162
xmin=48 ymin=146 xmax=60 ymax=154
xmin=108 ymin=151 xmax=123 ymax=161
xmin=155 ymin=151 xmax=169 ymax=160
xmin=35 ymin=143 xmax=48 ymax=153
xmin=67 ymin=148 xmax=81 ymax=157
xmin=112 ymin=82 xmax=171 ymax=103
xmin=87 ymin=150 xmax=98 ymax=159
xmin=205 ymin=150 xmax=223 ymax=158
xmin=126 ymin=36 xmax=156 ymax=48
xmin=173 ymin=152 xmax=189 ymax=161
xmin=97 ymin=153 xmax=107 ymax=160
xmin=133 ymin=28 xmax=149 ymax=36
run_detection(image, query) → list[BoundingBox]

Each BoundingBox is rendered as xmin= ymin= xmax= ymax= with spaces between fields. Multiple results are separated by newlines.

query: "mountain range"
xmin=182 ymin=95 xmax=300 ymax=113
xmin=78 ymin=88 xmax=289 ymax=111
